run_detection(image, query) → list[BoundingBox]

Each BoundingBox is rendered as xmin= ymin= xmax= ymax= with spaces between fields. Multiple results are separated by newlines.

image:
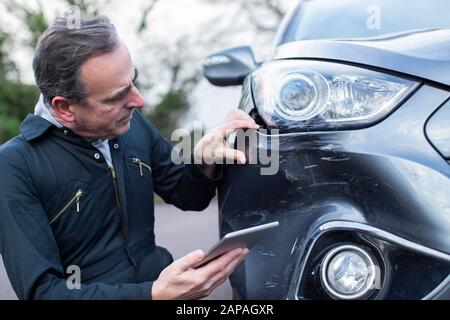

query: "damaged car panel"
xmin=204 ymin=0 xmax=450 ymax=300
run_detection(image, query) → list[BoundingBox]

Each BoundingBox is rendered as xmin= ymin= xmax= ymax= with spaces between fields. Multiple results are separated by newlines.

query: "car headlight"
xmin=320 ymin=245 xmax=377 ymax=300
xmin=252 ymin=60 xmax=419 ymax=130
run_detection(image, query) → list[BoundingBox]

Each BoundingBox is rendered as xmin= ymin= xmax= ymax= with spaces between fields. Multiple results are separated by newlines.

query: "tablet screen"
xmin=195 ymin=221 xmax=279 ymax=268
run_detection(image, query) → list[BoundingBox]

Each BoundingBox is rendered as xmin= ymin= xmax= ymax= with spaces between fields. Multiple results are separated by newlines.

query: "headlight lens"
xmin=252 ymin=60 xmax=419 ymax=130
xmin=274 ymin=71 xmax=330 ymax=120
xmin=321 ymin=245 xmax=377 ymax=300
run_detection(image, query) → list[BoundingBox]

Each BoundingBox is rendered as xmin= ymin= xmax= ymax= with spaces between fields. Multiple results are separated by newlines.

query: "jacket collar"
xmin=20 ymin=114 xmax=56 ymax=142
xmin=20 ymin=94 xmax=64 ymax=142
xmin=34 ymin=94 xmax=63 ymax=128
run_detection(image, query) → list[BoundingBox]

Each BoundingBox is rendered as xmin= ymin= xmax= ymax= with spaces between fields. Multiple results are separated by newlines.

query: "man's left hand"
xmin=193 ymin=110 xmax=259 ymax=178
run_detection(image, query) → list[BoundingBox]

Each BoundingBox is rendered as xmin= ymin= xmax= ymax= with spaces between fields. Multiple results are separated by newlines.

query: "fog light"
xmin=321 ymin=245 xmax=376 ymax=299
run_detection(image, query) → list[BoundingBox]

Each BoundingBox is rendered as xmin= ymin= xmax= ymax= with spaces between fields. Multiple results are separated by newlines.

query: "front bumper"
xmin=218 ymin=84 xmax=450 ymax=299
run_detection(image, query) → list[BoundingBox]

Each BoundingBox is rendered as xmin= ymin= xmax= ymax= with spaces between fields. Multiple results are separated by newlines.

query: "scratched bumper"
xmin=217 ymin=84 xmax=450 ymax=299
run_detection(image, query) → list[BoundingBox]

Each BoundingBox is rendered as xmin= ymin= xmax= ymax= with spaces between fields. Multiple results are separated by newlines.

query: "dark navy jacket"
xmin=0 ymin=111 xmax=218 ymax=299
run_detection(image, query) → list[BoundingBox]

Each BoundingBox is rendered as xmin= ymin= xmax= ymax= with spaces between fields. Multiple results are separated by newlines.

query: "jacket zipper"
xmin=50 ymin=189 xmax=83 ymax=225
xmin=132 ymin=158 xmax=152 ymax=176
xmin=109 ymin=164 xmax=122 ymax=210
xmin=108 ymin=164 xmax=129 ymax=246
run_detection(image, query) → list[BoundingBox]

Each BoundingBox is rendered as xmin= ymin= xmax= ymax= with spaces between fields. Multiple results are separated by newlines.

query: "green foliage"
xmin=0 ymin=0 xmax=202 ymax=144
xmin=0 ymin=80 xmax=39 ymax=119
xmin=0 ymin=80 xmax=40 ymax=143
xmin=0 ymin=115 xmax=21 ymax=143
xmin=0 ymin=25 xmax=39 ymax=143
xmin=5 ymin=0 xmax=48 ymax=49
xmin=147 ymin=90 xmax=190 ymax=141
xmin=0 ymin=31 xmax=18 ymax=78
xmin=23 ymin=9 xmax=48 ymax=48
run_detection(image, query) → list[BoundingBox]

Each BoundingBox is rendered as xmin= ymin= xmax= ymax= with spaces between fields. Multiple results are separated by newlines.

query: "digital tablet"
xmin=195 ymin=221 xmax=279 ymax=268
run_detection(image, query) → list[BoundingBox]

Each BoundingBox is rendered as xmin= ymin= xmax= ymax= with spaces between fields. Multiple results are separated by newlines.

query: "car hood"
xmin=274 ymin=29 xmax=450 ymax=86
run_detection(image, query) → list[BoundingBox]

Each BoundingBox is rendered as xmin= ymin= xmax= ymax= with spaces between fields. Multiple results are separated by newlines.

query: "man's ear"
xmin=51 ymin=96 xmax=76 ymax=123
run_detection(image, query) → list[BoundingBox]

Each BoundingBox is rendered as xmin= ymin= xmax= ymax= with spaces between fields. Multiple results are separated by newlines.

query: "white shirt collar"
xmin=34 ymin=94 xmax=63 ymax=128
xmin=34 ymin=94 xmax=112 ymax=165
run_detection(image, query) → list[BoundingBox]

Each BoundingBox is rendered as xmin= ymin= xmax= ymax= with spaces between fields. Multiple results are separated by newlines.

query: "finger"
xmin=200 ymin=276 xmax=228 ymax=299
xmin=204 ymin=249 xmax=249 ymax=290
xmin=226 ymin=131 xmax=237 ymax=148
xmin=172 ymin=249 xmax=205 ymax=273
xmin=201 ymin=127 xmax=232 ymax=145
xmin=217 ymin=120 xmax=259 ymax=136
xmin=198 ymin=248 xmax=244 ymax=278
xmin=205 ymin=118 xmax=259 ymax=142
xmin=217 ymin=148 xmax=246 ymax=164
xmin=227 ymin=119 xmax=259 ymax=131
xmin=226 ymin=109 xmax=256 ymax=122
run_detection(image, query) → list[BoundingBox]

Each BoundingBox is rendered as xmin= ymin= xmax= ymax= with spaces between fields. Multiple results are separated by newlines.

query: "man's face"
xmin=69 ymin=42 xmax=145 ymax=139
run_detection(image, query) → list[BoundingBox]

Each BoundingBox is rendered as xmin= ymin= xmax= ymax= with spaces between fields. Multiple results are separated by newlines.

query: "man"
xmin=0 ymin=16 xmax=258 ymax=299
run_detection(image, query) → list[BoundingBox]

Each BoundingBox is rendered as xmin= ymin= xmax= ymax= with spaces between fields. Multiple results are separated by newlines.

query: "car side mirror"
xmin=202 ymin=46 xmax=260 ymax=87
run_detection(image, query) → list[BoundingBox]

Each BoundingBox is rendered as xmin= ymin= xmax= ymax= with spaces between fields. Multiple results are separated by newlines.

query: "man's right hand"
xmin=151 ymin=248 xmax=249 ymax=300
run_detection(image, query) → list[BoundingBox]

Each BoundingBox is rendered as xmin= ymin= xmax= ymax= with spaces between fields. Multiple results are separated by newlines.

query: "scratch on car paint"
xmin=244 ymin=211 xmax=269 ymax=222
xmin=321 ymin=156 xmax=351 ymax=161
xmin=304 ymin=164 xmax=319 ymax=169
xmin=319 ymin=144 xmax=338 ymax=151
xmin=305 ymin=154 xmax=317 ymax=184
xmin=381 ymin=182 xmax=396 ymax=191
xmin=284 ymin=169 xmax=300 ymax=182
xmin=264 ymin=281 xmax=279 ymax=288
xmin=308 ymin=182 xmax=350 ymax=187
xmin=259 ymin=250 xmax=276 ymax=257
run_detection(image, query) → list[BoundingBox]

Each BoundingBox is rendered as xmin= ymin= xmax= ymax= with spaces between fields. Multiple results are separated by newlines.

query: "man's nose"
xmin=127 ymin=86 xmax=145 ymax=109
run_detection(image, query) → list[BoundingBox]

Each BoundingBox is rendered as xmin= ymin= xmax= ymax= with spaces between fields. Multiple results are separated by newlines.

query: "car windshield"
xmin=280 ymin=0 xmax=450 ymax=44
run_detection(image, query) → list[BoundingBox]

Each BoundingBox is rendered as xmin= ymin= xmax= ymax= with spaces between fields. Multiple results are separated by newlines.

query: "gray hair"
xmin=33 ymin=16 xmax=119 ymax=107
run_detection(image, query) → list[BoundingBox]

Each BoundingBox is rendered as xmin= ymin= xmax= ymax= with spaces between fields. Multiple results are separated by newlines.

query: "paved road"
xmin=0 ymin=201 xmax=231 ymax=300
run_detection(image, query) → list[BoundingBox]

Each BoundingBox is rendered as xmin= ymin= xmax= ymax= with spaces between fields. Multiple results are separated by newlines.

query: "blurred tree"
xmin=0 ymin=28 xmax=39 ymax=143
xmin=228 ymin=0 xmax=286 ymax=33
xmin=134 ymin=4 xmax=205 ymax=142
xmin=141 ymin=37 xmax=202 ymax=141
xmin=202 ymin=0 xmax=289 ymax=34
xmin=4 ymin=0 xmax=114 ymax=49
xmin=0 ymin=0 xmax=113 ymax=143
xmin=4 ymin=0 xmax=48 ymax=48
xmin=136 ymin=0 xmax=161 ymax=35
xmin=1 ymin=0 xmax=187 ymax=142
xmin=241 ymin=0 xmax=286 ymax=32
xmin=0 ymin=0 xmax=291 ymax=144
xmin=0 ymin=31 xmax=18 ymax=78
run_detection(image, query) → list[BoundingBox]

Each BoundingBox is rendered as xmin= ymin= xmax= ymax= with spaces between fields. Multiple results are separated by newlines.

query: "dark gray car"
xmin=203 ymin=0 xmax=450 ymax=300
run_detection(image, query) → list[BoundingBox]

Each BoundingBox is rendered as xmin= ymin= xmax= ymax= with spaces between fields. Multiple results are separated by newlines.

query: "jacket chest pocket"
xmin=46 ymin=180 xmax=90 ymax=225
xmin=49 ymin=188 xmax=84 ymax=225
xmin=126 ymin=149 xmax=153 ymax=181
xmin=125 ymin=150 xmax=155 ymax=232
xmin=45 ymin=179 xmax=90 ymax=246
xmin=132 ymin=157 xmax=152 ymax=177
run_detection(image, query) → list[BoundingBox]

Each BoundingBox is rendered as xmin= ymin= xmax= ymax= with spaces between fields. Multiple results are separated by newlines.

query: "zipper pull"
xmin=133 ymin=158 xmax=144 ymax=176
xmin=109 ymin=165 xmax=117 ymax=179
xmin=75 ymin=189 xmax=83 ymax=213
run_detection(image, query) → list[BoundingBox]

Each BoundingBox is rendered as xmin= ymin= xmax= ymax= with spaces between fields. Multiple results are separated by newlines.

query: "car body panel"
xmin=274 ymin=29 xmax=450 ymax=86
xmin=218 ymin=85 xmax=450 ymax=299
xmin=426 ymin=99 xmax=450 ymax=159
xmin=203 ymin=0 xmax=450 ymax=300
